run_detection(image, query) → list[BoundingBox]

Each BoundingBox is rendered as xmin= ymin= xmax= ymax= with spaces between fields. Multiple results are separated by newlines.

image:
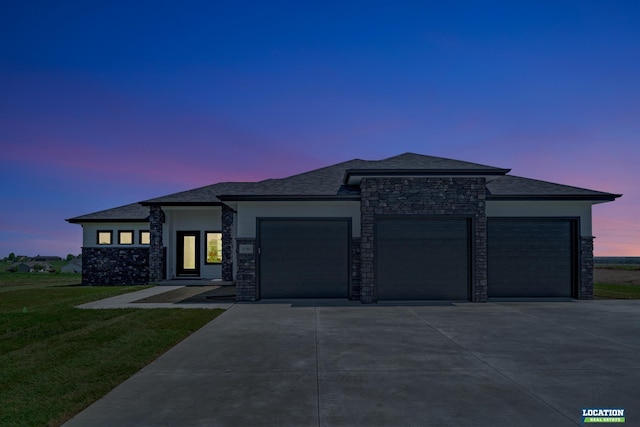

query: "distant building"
xmin=6 ymin=263 xmax=31 ymax=273
xmin=6 ymin=262 xmax=54 ymax=273
xmin=33 ymin=255 xmax=62 ymax=262
xmin=61 ymin=259 xmax=82 ymax=273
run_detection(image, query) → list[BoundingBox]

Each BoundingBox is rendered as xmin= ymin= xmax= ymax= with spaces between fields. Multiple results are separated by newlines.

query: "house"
xmin=33 ymin=255 xmax=62 ymax=262
xmin=6 ymin=262 xmax=31 ymax=273
xmin=66 ymin=153 xmax=621 ymax=302
xmin=6 ymin=262 xmax=54 ymax=273
xmin=61 ymin=258 xmax=82 ymax=273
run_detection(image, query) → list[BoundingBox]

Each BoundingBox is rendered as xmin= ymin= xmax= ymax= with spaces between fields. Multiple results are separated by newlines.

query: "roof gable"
xmin=343 ymin=153 xmax=510 ymax=185
xmin=354 ymin=152 xmax=508 ymax=170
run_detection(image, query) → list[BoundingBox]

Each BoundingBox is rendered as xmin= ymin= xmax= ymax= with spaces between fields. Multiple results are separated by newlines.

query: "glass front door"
xmin=176 ymin=231 xmax=200 ymax=276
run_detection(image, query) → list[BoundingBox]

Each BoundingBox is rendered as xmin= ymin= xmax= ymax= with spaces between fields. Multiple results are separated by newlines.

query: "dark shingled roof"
xmin=217 ymin=153 xmax=509 ymax=199
xmin=347 ymin=152 xmax=508 ymax=170
xmin=486 ymin=176 xmax=620 ymax=200
xmin=67 ymin=152 xmax=621 ymax=222
xmin=67 ymin=203 xmax=149 ymax=223
xmin=218 ymin=159 xmax=368 ymax=198
xmin=141 ymin=182 xmax=256 ymax=205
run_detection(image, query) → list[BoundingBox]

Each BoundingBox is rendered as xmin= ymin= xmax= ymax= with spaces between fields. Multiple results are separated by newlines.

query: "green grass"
xmin=0 ymin=284 xmax=223 ymax=426
xmin=594 ymin=283 xmax=640 ymax=299
xmin=595 ymin=264 xmax=640 ymax=271
xmin=0 ymin=272 xmax=81 ymax=292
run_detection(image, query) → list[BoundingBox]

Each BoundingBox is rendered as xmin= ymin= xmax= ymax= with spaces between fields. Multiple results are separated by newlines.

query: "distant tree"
xmin=8 ymin=252 xmax=15 ymax=261
xmin=66 ymin=254 xmax=74 ymax=261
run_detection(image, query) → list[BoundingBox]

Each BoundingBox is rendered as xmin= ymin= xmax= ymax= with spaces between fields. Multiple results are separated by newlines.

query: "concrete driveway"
xmin=64 ymin=300 xmax=640 ymax=426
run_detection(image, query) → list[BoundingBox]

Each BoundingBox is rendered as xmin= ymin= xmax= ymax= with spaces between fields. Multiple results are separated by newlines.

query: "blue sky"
xmin=1 ymin=0 xmax=639 ymax=256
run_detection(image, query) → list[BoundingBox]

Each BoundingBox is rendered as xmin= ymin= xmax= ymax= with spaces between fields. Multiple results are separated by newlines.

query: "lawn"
xmin=594 ymin=264 xmax=640 ymax=299
xmin=594 ymin=264 xmax=640 ymax=271
xmin=0 ymin=272 xmax=82 ymax=292
xmin=594 ymin=283 xmax=640 ymax=299
xmin=0 ymin=279 xmax=223 ymax=426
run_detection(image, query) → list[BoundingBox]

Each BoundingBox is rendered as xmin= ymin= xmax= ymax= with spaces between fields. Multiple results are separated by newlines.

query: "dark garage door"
xmin=376 ymin=218 xmax=470 ymax=300
xmin=488 ymin=218 xmax=575 ymax=298
xmin=258 ymin=219 xmax=350 ymax=298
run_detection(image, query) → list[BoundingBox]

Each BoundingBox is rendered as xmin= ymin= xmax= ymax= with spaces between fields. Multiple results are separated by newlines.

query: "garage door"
xmin=488 ymin=218 xmax=575 ymax=298
xmin=258 ymin=219 xmax=350 ymax=298
xmin=376 ymin=218 xmax=470 ymax=300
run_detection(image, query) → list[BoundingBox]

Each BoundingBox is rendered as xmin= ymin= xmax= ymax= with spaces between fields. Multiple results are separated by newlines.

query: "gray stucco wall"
xmin=359 ymin=177 xmax=487 ymax=303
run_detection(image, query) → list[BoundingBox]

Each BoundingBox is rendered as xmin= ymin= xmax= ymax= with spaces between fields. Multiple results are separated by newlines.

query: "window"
xmin=205 ymin=232 xmax=222 ymax=264
xmin=97 ymin=230 xmax=112 ymax=245
xmin=140 ymin=230 xmax=150 ymax=245
xmin=118 ymin=230 xmax=134 ymax=245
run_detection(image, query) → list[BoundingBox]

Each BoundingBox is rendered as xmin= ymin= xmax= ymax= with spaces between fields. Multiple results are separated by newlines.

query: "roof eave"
xmin=66 ymin=218 xmax=150 ymax=224
xmin=217 ymin=195 xmax=361 ymax=202
xmin=486 ymin=194 xmax=622 ymax=202
xmin=140 ymin=201 xmax=222 ymax=207
xmin=344 ymin=168 xmax=511 ymax=185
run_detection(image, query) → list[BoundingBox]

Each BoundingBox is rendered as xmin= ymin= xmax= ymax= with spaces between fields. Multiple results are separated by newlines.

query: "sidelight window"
xmin=205 ymin=232 xmax=222 ymax=264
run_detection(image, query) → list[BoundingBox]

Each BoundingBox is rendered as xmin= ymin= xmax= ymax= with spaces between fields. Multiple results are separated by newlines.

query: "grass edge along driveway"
xmin=0 ymin=285 xmax=223 ymax=427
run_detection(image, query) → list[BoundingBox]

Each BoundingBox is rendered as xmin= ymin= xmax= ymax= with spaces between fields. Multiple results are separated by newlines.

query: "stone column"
xmin=359 ymin=178 xmax=376 ymax=303
xmin=221 ymin=204 xmax=234 ymax=281
xmin=580 ymin=236 xmax=595 ymax=299
xmin=351 ymin=238 xmax=362 ymax=300
xmin=149 ymin=205 xmax=165 ymax=284
xmin=235 ymin=238 xmax=257 ymax=301
xmin=473 ymin=212 xmax=488 ymax=302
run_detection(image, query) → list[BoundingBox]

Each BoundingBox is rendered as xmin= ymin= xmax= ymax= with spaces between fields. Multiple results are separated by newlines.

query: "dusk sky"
xmin=1 ymin=1 xmax=639 ymax=257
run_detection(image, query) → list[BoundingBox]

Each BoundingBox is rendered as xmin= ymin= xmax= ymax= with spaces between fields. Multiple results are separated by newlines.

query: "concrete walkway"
xmin=64 ymin=300 xmax=640 ymax=426
xmin=76 ymin=285 xmax=234 ymax=310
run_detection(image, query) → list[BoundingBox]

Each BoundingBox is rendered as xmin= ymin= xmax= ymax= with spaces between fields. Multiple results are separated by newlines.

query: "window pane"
xmin=184 ymin=236 xmax=196 ymax=269
xmin=98 ymin=231 xmax=112 ymax=245
xmin=206 ymin=232 xmax=222 ymax=263
xmin=140 ymin=231 xmax=150 ymax=245
xmin=119 ymin=231 xmax=133 ymax=244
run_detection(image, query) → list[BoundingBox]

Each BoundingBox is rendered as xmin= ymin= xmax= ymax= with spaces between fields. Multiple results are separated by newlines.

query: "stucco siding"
xmin=236 ymin=201 xmax=361 ymax=238
xmin=82 ymin=222 xmax=151 ymax=248
xmin=486 ymin=201 xmax=592 ymax=236
xmin=164 ymin=206 xmax=223 ymax=279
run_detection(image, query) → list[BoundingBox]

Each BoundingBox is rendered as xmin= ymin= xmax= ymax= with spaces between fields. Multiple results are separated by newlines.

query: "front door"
xmin=176 ymin=231 xmax=200 ymax=276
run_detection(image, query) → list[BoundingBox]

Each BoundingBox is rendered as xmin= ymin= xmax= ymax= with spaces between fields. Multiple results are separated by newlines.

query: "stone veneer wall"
xmin=148 ymin=205 xmax=165 ymax=283
xmin=360 ymin=177 xmax=487 ymax=303
xmin=235 ymin=238 xmax=257 ymax=301
xmin=82 ymin=247 xmax=149 ymax=285
xmin=351 ymin=238 xmax=361 ymax=299
xmin=221 ymin=204 xmax=234 ymax=281
xmin=580 ymin=236 xmax=595 ymax=299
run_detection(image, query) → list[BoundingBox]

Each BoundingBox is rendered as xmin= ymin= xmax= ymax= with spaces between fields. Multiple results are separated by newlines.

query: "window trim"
xmin=139 ymin=230 xmax=151 ymax=245
xmin=97 ymin=230 xmax=113 ymax=245
xmin=205 ymin=231 xmax=222 ymax=265
xmin=118 ymin=230 xmax=134 ymax=245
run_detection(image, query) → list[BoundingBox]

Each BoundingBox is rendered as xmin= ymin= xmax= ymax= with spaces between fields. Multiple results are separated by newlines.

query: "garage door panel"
xmin=376 ymin=218 xmax=470 ymax=300
xmin=488 ymin=219 xmax=574 ymax=298
xmin=259 ymin=220 xmax=349 ymax=298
